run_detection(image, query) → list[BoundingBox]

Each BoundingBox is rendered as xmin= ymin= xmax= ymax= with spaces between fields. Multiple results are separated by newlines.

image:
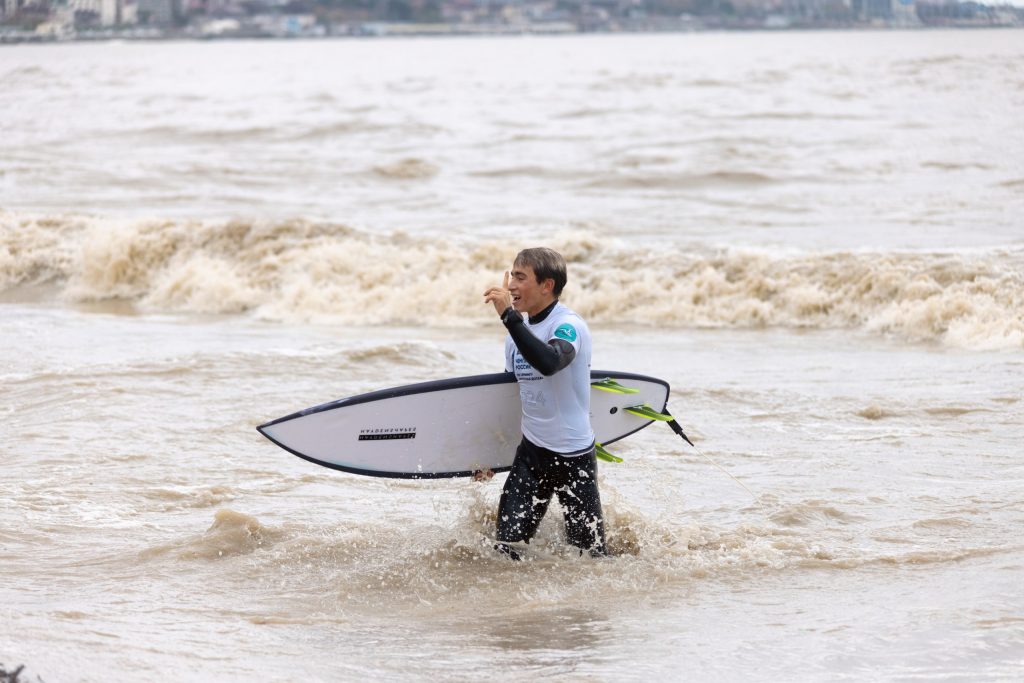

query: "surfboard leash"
xmin=662 ymin=410 xmax=765 ymax=514
xmin=591 ymin=380 xmax=765 ymax=513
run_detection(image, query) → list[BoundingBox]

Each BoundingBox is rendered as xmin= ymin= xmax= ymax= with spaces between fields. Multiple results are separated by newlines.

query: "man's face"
xmin=508 ymin=263 xmax=553 ymax=317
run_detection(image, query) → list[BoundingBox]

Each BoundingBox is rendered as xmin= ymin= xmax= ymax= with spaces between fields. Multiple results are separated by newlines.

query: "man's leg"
xmin=496 ymin=438 xmax=553 ymax=558
xmin=554 ymin=450 xmax=607 ymax=556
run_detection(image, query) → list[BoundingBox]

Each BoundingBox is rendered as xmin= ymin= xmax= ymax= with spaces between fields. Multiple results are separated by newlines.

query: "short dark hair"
xmin=514 ymin=247 xmax=567 ymax=297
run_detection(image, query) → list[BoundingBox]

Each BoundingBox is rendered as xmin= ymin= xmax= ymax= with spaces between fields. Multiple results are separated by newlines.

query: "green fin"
xmin=595 ymin=443 xmax=623 ymax=463
xmin=591 ymin=378 xmax=641 ymax=394
xmin=624 ymin=403 xmax=673 ymax=421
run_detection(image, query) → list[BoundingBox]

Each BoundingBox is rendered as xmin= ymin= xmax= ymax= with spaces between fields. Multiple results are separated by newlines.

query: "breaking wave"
xmin=2 ymin=212 xmax=1022 ymax=350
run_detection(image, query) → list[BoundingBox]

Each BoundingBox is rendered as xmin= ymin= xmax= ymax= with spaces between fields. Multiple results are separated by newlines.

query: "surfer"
xmin=483 ymin=247 xmax=607 ymax=560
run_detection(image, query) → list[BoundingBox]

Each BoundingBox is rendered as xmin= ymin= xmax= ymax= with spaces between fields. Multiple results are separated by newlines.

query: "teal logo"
xmin=554 ymin=324 xmax=577 ymax=343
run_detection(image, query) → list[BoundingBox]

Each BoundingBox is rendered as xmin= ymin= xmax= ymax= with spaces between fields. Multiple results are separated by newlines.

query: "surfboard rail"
xmin=257 ymin=370 xmax=670 ymax=479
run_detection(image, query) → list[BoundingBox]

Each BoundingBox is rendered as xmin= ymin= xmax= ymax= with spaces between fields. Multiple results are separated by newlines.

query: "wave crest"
xmin=141 ymin=509 xmax=284 ymax=561
xmin=371 ymin=158 xmax=440 ymax=180
xmin=2 ymin=212 xmax=1022 ymax=349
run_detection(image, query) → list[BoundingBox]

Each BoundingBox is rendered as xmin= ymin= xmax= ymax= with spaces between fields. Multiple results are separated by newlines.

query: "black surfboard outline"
xmin=257 ymin=370 xmax=670 ymax=479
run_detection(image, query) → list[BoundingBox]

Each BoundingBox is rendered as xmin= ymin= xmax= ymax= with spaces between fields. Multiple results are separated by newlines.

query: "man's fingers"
xmin=484 ymin=273 xmax=510 ymax=299
xmin=484 ymin=277 xmax=511 ymax=309
xmin=472 ymin=468 xmax=494 ymax=482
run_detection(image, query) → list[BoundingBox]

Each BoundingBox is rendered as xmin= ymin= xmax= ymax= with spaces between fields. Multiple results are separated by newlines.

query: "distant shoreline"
xmin=2 ymin=21 xmax=1023 ymax=46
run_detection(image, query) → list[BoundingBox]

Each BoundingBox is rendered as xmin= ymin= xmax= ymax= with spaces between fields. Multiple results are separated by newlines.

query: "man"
xmin=483 ymin=247 xmax=607 ymax=560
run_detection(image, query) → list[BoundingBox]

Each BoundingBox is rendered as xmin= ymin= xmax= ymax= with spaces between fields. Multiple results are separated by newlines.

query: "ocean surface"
xmin=2 ymin=30 xmax=1023 ymax=681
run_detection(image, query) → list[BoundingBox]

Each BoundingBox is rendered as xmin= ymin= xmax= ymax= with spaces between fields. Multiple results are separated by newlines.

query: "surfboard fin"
xmin=595 ymin=443 xmax=623 ymax=463
xmin=591 ymin=378 xmax=641 ymax=394
xmin=624 ymin=403 xmax=674 ymax=422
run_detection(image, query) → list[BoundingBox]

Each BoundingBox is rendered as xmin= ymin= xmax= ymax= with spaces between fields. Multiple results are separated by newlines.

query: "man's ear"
xmin=541 ymin=278 xmax=555 ymax=294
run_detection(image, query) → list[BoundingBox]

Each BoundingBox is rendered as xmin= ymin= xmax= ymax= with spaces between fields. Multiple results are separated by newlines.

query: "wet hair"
xmin=514 ymin=247 xmax=567 ymax=297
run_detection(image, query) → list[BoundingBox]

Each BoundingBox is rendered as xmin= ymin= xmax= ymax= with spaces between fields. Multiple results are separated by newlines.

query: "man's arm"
xmin=500 ymin=307 xmax=575 ymax=376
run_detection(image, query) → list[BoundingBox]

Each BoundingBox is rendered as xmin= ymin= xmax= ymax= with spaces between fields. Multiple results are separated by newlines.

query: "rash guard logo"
xmin=554 ymin=324 xmax=577 ymax=343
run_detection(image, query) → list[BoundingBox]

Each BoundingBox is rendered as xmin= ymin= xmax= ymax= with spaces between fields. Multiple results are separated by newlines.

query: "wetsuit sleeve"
xmin=500 ymin=307 xmax=576 ymax=376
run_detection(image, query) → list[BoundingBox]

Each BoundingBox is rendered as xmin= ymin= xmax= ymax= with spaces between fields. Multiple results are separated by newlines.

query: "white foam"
xmin=2 ymin=212 xmax=1022 ymax=350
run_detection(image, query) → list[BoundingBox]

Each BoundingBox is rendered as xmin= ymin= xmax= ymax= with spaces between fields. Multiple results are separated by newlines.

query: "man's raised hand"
xmin=483 ymin=271 xmax=513 ymax=315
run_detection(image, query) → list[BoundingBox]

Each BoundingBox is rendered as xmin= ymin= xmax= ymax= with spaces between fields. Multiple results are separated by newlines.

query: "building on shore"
xmin=65 ymin=0 xmax=176 ymax=25
xmin=891 ymin=0 xmax=921 ymax=24
xmin=2 ymin=0 xmax=23 ymax=20
xmin=138 ymin=0 xmax=177 ymax=25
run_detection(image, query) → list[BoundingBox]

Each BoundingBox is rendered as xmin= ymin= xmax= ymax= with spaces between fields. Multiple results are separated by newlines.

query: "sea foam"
xmin=2 ymin=212 xmax=1021 ymax=350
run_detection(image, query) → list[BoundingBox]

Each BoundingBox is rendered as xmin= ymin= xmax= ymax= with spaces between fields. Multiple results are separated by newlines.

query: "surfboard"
xmin=257 ymin=370 xmax=670 ymax=479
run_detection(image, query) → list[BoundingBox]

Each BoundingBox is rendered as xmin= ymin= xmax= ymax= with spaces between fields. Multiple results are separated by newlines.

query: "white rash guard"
xmin=504 ymin=302 xmax=595 ymax=455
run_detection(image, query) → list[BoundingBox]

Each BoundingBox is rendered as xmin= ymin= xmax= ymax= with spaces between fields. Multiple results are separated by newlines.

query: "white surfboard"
xmin=257 ymin=371 xmax=670 ymax=479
